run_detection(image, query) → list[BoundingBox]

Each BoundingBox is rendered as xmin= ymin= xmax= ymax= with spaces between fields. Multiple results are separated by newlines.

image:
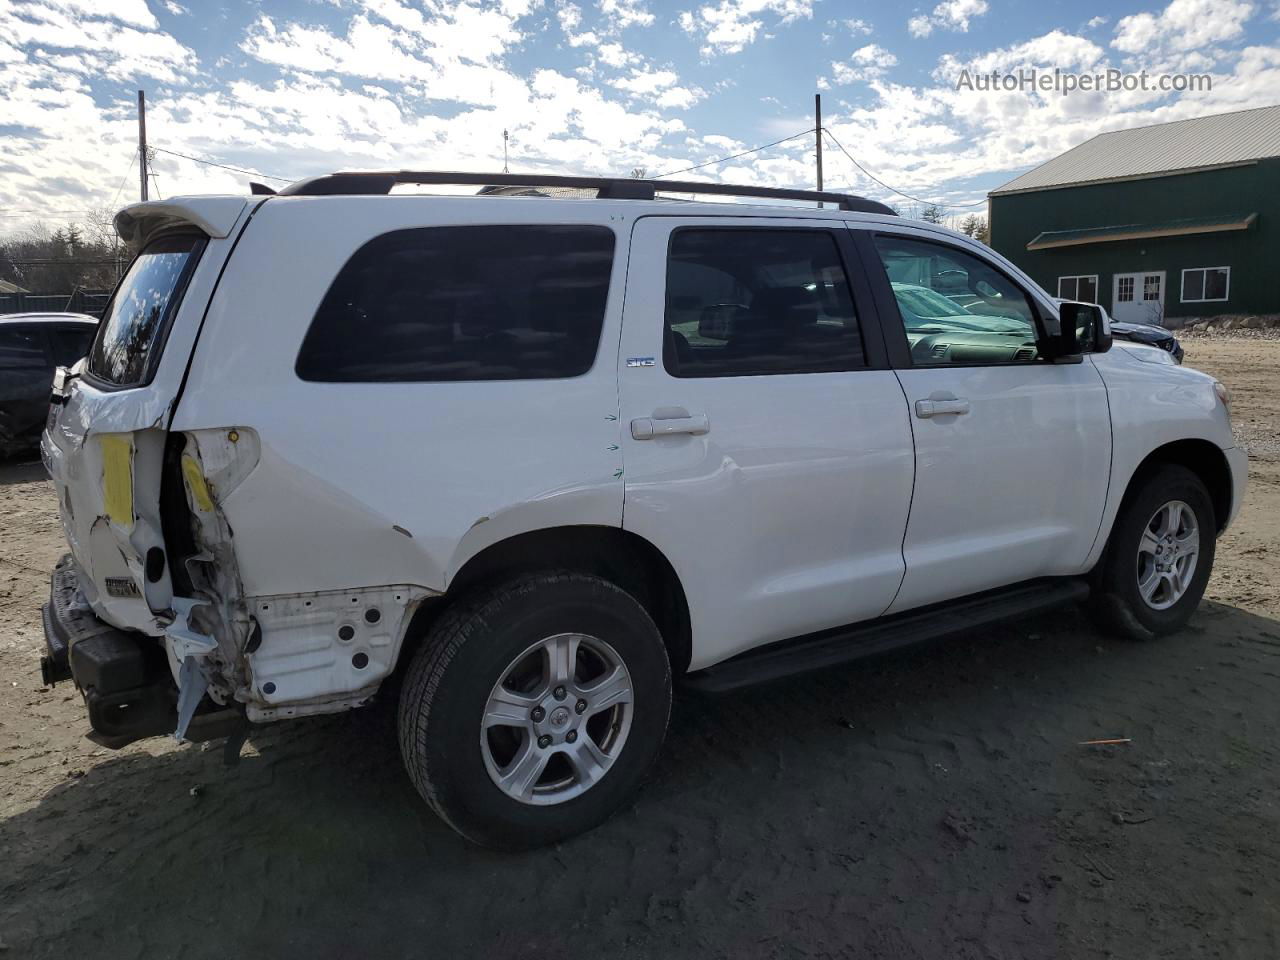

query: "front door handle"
xmin=914 ymin=398 xmax=970 ymax=418
xmin=631 ymin=408 xmax=710 ymax=439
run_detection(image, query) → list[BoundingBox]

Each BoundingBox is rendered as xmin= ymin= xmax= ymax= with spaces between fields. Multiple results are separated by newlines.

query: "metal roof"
xmin=991 ymin=104 xmax=1280 ymax=196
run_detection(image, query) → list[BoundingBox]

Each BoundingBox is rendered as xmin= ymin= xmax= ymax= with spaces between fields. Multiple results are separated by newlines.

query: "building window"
xmin=1057 ymin=275 xmax=1098 ymax=302
xmin=1181 ymin=267 xmax=1230 ymax=304
xmin=1143 ymin=274 xmax=1162 ymax=301
xmin=1117 ymin=276 xmax=1135 ymax=302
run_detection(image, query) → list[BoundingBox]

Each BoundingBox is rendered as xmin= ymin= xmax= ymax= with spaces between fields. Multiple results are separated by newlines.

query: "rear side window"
xmin=88 ymin=234 xmax=205 ymax=386
xmin=51 ymin=327 xmax=97 ymax=366
xmin=664 ymin=228 xmax=865 ymax=378
xmin=296 ymin=225 xmax=616 ymax=382
xmin=0 ymin=327 xmax=47 ymax=372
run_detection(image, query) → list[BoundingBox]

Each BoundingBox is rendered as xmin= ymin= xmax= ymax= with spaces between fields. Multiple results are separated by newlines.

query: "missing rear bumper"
xmin=41 ymin=556 xmax=246 ymax=749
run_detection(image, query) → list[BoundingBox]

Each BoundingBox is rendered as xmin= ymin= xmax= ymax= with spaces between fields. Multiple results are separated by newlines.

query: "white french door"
xmin=1112 ymin=271 xmax=1166 ymax=324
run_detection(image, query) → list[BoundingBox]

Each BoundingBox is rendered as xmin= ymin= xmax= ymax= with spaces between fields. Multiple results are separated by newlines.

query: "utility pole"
xmin=137 ymin=90 xmax=149 ymax=202
xmin=503 ymin=128 xmax=509 ymax=173
xmin=814 ymin=93 xmax=823 ymax=202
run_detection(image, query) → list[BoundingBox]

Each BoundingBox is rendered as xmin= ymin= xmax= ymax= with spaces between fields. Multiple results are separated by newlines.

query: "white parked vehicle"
xmin=40 ymin=172 xmax=1246 ymax=848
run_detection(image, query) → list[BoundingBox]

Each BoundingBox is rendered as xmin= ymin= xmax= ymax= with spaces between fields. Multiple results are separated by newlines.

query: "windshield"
xmin=891 ymin=283 xmax=974 ymax=319
xmin=889 ymin=281 xmax=1031 ymax=335
xmin=87 ymin=234 xmax=204 ymax=386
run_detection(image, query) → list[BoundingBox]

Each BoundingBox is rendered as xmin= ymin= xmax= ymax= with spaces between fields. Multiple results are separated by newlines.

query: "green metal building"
xmin=989 ymin=105 xmax=1280 ymax=327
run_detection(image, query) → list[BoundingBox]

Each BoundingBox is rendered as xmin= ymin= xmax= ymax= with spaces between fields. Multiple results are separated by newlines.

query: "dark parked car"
xmin=1055 ymin=299 xmax=1183 ymax=364
xmin=1109 ymin=318 xmax=1184 ymax=364
xmin=0 ymin=313 xmax=98 ymax=459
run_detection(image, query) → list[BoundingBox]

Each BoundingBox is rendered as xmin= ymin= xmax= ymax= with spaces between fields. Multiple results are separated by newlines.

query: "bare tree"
xmin=0 ymin=217 xmax=122 ymax=294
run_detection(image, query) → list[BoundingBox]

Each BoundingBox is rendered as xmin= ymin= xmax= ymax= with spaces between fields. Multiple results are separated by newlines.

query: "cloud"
xmin=1113 ymin=0 xmax=1255 ymax=55
xmin=907 ymin=0 xmax=989 ymax=38
xmin=678 ymin=0 xmax=814 ymax=56
xmin=0 ymin=0 xmax=197 ymax=82
xmin=1086 ymin=15 xmax=1107 ymax=28
xmin=551 ymin=0 xmax=701 ymax=110
xmin=830 ymin=43 xmax=898 ymax=84
xmin=608 ymin=65 xmax=706 ymax=107
xmin=598 ymin=0 xmax=655 ymax=29
xmin=40 ymin=0 xmax=159 ymax=29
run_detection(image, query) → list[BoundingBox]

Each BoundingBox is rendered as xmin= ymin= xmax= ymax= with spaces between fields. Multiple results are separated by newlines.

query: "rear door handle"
xmin=914 ymin=398 xmax=970 ymax=418
xmin=631 ymin=409 xmax=710 ymax=440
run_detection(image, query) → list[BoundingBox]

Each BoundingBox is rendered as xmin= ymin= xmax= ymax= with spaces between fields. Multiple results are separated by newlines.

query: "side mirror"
xmin=1051 ymin=302 xmax=1111 ymax=359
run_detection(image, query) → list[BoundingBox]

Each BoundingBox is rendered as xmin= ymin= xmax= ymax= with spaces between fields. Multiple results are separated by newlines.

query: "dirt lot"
xmin=2 ymin=337 xmax=1278 ymax=959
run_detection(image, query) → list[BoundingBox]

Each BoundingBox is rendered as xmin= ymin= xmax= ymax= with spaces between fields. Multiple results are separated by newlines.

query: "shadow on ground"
xmin=3 ymin=602 xmax=1279 ymax=959
xmin=0 ymin=458 xmax=46 ymax=487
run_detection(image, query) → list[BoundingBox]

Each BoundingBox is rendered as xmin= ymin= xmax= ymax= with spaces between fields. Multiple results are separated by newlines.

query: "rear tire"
xmin=398 ymin=572 xmax=671 ymax=850
xmin=1091 ymin=465 xmax=1216 ymax=641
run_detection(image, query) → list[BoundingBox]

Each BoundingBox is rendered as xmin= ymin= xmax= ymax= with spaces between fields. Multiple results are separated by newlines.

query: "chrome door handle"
xmin=631 ymin=411 xmax=710 ymax=440
xmin=914 ymin=398 xmax=970 ymax=418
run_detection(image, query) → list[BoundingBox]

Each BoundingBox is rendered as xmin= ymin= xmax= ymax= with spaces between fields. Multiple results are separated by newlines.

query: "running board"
xmin=681 ymin=578 xmax=1090 ymax=695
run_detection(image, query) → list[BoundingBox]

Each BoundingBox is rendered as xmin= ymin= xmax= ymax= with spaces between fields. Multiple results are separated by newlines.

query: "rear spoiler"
xmin=114 ymin=197 xmax=251 ymax=245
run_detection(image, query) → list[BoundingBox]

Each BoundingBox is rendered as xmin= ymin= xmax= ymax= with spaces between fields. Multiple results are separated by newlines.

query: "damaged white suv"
xmin=40 ymin=172 xmax=1246 ymax=849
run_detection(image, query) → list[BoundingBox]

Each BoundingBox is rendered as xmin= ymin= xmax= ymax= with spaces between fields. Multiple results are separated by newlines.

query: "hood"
xmin=1110 ymin=320 xmax=1172 ymax=337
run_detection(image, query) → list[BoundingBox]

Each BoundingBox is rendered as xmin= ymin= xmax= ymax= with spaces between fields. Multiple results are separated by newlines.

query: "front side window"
xmin=1058 ymin=275 xmax=1098 ymax=302
xmin=1182 ymin=267 xmax=1230 ymax=303
xmin=296 ymin=225 xmax=615 ymax=382
xmin=872 ymin=235 xmax=1040 ymax=365
xmin=663 ymin=228 xmax=865 ymax=377
xmin=88 ymin=234 xmax=204 ymax=386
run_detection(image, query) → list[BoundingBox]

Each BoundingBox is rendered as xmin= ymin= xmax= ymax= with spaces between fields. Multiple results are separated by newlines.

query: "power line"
xmin=110 ymin=147 xmax=138 ymax=210
xmin=0 ymin=212 xmax=104 ymax=219
xmin=652 ymin=129 xmax=815 ymax=179
xmin=820 ymin=127 xmax=988 ymax=209
xmin=149 ymin=146 xmax=294 ymax=183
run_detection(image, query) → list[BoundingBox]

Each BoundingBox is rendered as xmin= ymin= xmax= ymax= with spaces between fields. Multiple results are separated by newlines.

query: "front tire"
xmin=1091 ymin=465 xmax=1216 ymax=641
xmin=398 ymin=572 xmax=672 ymax=849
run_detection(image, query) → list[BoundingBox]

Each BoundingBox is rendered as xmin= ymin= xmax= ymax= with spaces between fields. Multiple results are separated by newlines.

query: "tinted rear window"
xmin=296 ymin=225 xmax=616 ymax=382
xmin=51 ymin=327 xmax=97 ymax=366
xmin=0 ymin=327 xmax=47 ymax=373
xmin=88 ymin=234 xmax=204 ymax=386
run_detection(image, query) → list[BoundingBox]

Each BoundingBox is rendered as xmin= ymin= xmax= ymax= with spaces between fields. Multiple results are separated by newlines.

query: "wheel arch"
xmin=405 ymin=525 xmax=693 ymax=676
xmin=1117 ymin=439 xmax=1233 ymax=533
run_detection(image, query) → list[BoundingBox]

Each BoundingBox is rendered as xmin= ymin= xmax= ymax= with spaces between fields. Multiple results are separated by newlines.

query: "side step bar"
xmin=682 ymin=578 xmax=1090 ymax=695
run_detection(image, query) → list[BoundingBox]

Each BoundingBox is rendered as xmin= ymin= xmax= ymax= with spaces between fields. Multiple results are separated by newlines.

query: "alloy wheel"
xmin=1136 ymin=499 xmax=1200 ymax=611
xmin=480 ymin=633 xmax=634 ymax=806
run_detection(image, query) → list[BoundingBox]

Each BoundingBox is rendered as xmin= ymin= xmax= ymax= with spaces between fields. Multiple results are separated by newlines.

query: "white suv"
xmin=39 ymin=172 xmax=1246 ymax=848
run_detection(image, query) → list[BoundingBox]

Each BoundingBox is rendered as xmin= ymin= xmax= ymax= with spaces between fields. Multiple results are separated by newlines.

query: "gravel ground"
xmin=2 ymin=336 xmax=1278 ymax=959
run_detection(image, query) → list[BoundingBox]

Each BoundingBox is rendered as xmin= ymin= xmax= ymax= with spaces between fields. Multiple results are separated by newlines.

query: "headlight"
xmin=1213 ymin=381 xmax=1231 ymax=409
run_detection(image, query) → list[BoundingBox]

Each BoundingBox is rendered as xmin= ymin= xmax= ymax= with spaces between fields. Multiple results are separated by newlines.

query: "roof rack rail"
xmin=273 ymin=170 xmax=896 ymax=215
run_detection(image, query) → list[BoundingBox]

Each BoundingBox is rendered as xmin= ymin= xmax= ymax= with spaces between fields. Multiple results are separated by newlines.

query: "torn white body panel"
xmin=242 ymin=584 xmax=435 ymax=722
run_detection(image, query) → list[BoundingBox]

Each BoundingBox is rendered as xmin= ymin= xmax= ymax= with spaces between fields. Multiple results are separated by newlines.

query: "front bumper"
xmin=1224 ymin=445 xmax=1248 ymax=530
xmin=41 ymin=555 xmax=244 ymax=748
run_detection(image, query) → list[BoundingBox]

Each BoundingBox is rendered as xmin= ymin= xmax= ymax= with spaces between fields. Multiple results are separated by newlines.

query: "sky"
xmin=1 ymin=0 xmax=1279 ymax=232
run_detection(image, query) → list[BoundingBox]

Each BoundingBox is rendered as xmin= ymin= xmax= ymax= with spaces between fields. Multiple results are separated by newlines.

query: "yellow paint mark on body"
xmin=99 ymin=433 xmax=134 ymax=530
xmin=181 ymin=454 xmax=215 ymax=512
